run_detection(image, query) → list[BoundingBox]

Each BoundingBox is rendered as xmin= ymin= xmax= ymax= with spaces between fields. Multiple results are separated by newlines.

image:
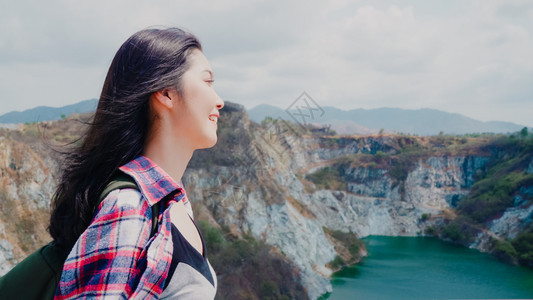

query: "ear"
xmin=151 ymin=89 xmax=174 ymax=109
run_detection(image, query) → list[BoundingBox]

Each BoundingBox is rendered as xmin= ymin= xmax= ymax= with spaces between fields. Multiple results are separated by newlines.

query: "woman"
xmin=49 ymin=27 xmax=224 ymax=299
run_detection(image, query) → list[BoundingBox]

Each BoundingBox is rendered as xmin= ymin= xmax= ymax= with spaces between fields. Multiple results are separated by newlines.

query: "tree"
xmin=520 ymin=127 xmax=529 ymax=138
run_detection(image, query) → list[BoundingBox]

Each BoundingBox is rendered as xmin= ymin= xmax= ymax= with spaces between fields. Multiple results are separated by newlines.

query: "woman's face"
xmin=170 ymin=49 xmax=224 ymax=150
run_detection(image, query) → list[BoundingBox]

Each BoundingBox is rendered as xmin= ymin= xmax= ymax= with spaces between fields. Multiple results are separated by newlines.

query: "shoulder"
xmin=97 ymin=188 xmax=146 ymax=215
xmin=108 ymin=188 xmax=143 ymax=208
xmin=58 ymin=188 xmax=156 ymax=298
xmin=92 ymin=188 xmax=152 ymax=231
xmin=64 ymin=188 xmax=153 ymax=264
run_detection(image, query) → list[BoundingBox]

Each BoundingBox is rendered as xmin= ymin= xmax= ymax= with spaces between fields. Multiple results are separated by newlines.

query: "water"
xmin=326 ymin=236 xmax=533 ymax=300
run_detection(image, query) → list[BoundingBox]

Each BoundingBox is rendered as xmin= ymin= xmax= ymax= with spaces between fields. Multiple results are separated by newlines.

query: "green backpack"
xmin=0 ymin=175 xmax=160 ymax=300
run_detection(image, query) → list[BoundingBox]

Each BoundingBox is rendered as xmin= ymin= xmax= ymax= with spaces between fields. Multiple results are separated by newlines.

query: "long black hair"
xmin=49 ymin=27 xmax=202 ymax=251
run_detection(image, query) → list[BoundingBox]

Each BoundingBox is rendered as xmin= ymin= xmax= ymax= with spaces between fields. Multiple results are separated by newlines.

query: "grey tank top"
xmin=159 ymin=213 xmax=217 ymax=299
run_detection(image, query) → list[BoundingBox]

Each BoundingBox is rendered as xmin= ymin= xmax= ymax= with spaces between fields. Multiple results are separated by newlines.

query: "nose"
xmin=216 ymin=93 xmax=224 ymax=110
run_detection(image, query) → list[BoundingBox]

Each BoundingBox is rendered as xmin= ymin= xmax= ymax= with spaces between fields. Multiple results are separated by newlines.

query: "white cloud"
xmin=0 ymin=0 xmax=532 ymax=127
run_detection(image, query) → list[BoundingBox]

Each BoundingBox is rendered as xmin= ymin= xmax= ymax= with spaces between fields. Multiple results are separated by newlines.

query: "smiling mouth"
xmin=209 ymin=115 xmax=218 ymax=124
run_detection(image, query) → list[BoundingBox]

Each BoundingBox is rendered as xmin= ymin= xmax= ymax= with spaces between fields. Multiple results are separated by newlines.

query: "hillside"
xmin=0 ymin=99 xmax=97 ymax=124
xmin=1 ymin=100 xmax=527 ymax=136
xmin=248 ymin=104 xmax=526 ymax=136
xmin=0 ymin=105 xmax=532 ymax=299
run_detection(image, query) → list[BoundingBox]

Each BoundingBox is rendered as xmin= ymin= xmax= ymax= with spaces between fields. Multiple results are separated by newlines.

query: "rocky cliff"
xmin=0 ymin=105 xmax=531 ymax=299
xmin=0 ymin=130 xmax=59 ymax=274
xmin=184 ymin=109 xmax=532 ymax=298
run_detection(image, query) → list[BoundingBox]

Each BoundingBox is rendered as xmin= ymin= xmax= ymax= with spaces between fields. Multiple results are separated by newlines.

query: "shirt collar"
xmin=119 ymin=155 xmax=185 ymax=206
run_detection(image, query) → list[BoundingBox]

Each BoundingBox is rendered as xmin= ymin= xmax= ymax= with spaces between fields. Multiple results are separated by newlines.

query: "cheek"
xmin=197 ymin=86 xmax=216 ymax=109
xmin=181 ymin=82 xmax=215 ymax=119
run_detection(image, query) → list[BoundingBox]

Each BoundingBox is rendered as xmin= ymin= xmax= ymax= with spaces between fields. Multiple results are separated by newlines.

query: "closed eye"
xmin=206 ymin=79 xmax=215 ymax=86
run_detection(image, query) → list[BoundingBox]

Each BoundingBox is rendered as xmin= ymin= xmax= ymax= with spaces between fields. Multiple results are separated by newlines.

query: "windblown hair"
xmin=49 ymin=27 xmax=202 ymax=251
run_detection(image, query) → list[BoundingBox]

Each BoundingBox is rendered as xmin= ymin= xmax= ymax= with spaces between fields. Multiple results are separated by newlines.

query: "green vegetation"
xmin=440 ymin=217 xmax=480 ymax=245
xmin=325 ymin=228 xmax=365 ymax=256
xmin=458 ymin=170 xmax=533 ymax=223
xmin=197 ymin=221 xmax=307 ymax=300
xmin=441 ymin=222 xmax=467 ymax=243
xmin=511 ymin=232 xmax=533 ymax=267
xmin=424 ymin=226 xmax=437 ymax=236
xmin=259 ymin=280 xmax=290 ymax=300
xmin=492 ymin=238 xmax=518 ymax=264
xmin=389 ymin=155 xmax=411 ymax=183
xmin=323 ymin=227 xmax=366 ymax=269
xmin=22 ymin=123 xmax=41 ymax=138
xmin=520 ymin=127 xmax=529 ymax=138
xmin=306 ymin=167 xmax=346 ymax=190
xmin=435 ymin=132 xmax=533 ymax=268
xmin=330 ymin=255 xmax=345 ymax=269
xmin=197 ymin=220 xmax=225 ymax=253
xmin=458 ymin=137 xmax=533 ymax=223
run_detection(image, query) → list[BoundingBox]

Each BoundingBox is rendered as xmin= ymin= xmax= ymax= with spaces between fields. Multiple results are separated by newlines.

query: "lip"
xmin=209 ymin=114 xmax=219 ymax=124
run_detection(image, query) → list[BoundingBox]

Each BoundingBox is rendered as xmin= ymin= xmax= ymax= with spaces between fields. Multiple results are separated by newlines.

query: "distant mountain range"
xmin=248 ymin=104 xmax=527 ymax=136
xmin=0 ymin=99 xmax=97 ymax=124
xmin=0 ymin=99 xmax=527 ymax=136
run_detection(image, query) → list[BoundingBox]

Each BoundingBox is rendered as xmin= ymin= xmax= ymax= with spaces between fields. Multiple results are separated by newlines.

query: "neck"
xmin=143 ymin=125 xmax=194 ymax=184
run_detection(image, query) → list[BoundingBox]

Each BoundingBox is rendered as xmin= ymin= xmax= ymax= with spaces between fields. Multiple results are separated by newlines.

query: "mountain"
xmin=1 ymin=104 xmax=532 ymax=299
xmin=1 ymin=100 xmax=525 ymax=136
xmin=248 ymin=104 xmax=526 ymax=136
xmin=0 ymin=99 xmax=98 ymax=124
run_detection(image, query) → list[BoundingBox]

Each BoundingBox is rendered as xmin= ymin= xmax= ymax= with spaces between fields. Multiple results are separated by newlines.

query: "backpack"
xmin=0 ymin=175 xmax=160 ymax=300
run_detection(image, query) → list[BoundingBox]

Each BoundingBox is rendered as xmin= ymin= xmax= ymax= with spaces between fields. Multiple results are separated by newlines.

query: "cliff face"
xmin=184 ymin=109 xmax=531 ymax=298
xmin=182 ymin=110 xmax=501 ymax=299
xmin=300 ymin=156 xmax=488 ymax=238
xmin=0 ymin=106 xmax=531 ymax=300
xmin=472 ymin=157 xmax=533 ymax=253
xmin=488 ymin=159 xmax=533 ymax=240
xmin=0 ymin=134 xmax=58 ymax=274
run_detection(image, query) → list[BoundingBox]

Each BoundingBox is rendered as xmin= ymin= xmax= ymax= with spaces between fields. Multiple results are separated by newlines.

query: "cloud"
xmin=0 ymin=0 xmax=532 ymax=127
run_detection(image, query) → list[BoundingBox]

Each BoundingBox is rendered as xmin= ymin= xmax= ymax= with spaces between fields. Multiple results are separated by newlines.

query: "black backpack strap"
xmin=99 ymin=174 xmax=160 ymax=237
xmin=99 ymin=174 xmax=138 ymax=203
xmin=150 ymin=202 xmax=160 ymax=237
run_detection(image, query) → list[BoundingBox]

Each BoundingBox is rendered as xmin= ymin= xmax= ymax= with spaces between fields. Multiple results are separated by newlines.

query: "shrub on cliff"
xmin=323 ymin=227 xmax=366 ymax=269
xmin=306 ymin=167 xmax=346 ymax=190
xmin=458 ymin=137 xmax=533 ymax=224
xmin=459 ymin=171 xmax=533 ymax=223
xmin=440 ymin=218 xmax=479 ymax=245
xmin=441 ymin=222 xmax=467 ymax=243
xmin=329 ymin=255 xmax=346 ymax=269
xmin=424 ymin=226 xmax=437 ymax=236
xmin=492 ymin=239 xmax=518 ymax=264
xmin=197 ymin=221 xmax=307 ymax=300
xmin=512 ymin=232 xmax=533 ymax=267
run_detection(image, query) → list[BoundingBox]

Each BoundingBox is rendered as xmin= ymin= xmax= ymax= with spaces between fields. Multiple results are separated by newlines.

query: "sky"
xmin=1 ymin=0 xmax=532 ymax=127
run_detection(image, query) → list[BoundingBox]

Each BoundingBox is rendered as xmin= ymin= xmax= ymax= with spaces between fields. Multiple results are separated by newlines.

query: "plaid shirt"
xmin=55 ymin=156 xmax=191 ymax=299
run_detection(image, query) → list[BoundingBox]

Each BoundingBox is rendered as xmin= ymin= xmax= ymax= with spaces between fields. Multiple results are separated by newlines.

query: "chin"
xmin=198 ymin=136 xmax=218 ymax=149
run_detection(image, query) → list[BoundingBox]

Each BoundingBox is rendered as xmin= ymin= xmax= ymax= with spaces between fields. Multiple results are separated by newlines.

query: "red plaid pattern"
xmin=55 ymin=156 xmax=188 ymax=299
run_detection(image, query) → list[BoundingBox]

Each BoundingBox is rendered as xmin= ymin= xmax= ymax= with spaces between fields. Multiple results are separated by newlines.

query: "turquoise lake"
xmin=325 ymin=236 xmax=533 ymax=300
